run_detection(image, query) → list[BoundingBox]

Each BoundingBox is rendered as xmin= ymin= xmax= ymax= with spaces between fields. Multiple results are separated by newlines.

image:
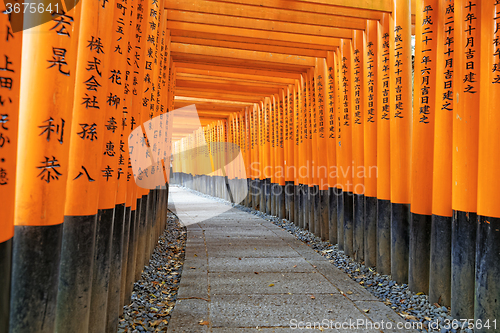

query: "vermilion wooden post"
xmin=334 ymin=49 xmax=344 ymax=250
xmin=376 ymin=13 xmax=392 ymax=275
xmin=409 ymin=0 xmax=438 ymax=295
xmin=86 ymin=0 xmax=120 ymax=330
xmin=429 ymin=0 xmax=454 ymax=307
xmin=363 ymin=20 xmax=378 ymax=268
xmin=340 ymin=38 xmax=354 ymax=257
xmin=352 ymin=29 xmax=365 ymax=262
xmin=285 ymin=86 xmax=295 ymax=223
xmin=325 ymin=51 xmax=338 ymax=245
xmin=293 ymin=83 xmax=300 ymax=227
xmin=390 ymin=0 xmax=412 ymax=284
xmin=277 ymin=91 xmax=285 ymax=219
xmin=0 ymin=8 xmax=21 ymax=332
xmin=11 ymin=2 xmax=80 ymax=332
xmin=54 ymin=0 xmax=107 ymax=330
xmin=106 ymin=0 xmax=137 ymax=327
xmin=477 ymin=2 xmax=500 ymax=322
xmin=310 ymin=68 xmax=320 ymax=237
xmin=316 ymin=58 xmax=329 ymax=241
xmin=451 ymin=0 xmax=480 ymax=320
xmin=298 ymin=77 xmax=306 ymax=229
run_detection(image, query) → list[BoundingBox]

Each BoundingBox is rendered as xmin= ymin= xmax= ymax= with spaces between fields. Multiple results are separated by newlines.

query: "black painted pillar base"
xmin=265 ymin=178 xmax=272 ymax=215
xmin=328 ymin=187 xmax=338 ymax=245
xmin=9 ymin=224 xmax=63 ymax=333
xmin=260 ymin=179 xmax=266 ymax=213
xmin=106 ymin=203 xmax=126 ymax=333
xmin=475 ymin=216 xmax=500 ymax=331
xmin=319 ymin=189 xmax=329 ymax=242
xmin=391 ymin=202 xmax=410 ymax=285
xmin=313 ymin=186 xmax=321 ymax=237
xmin=270 ymin=182 xmax=276 ymax=217
xmin=451 ymin=210 xmax=476 ymax=319
xmin=337 ymin=189 xmax=344 ymax=251
xmin=293 ymin=184 xmax=299 ymax=227
xmin=297 ymin=185 xmax=303 ymax=229
xmin=89 ymin=207 xmax=115 ymax=333
xmin=303 ymin=185 xmax=309 ymax=231
xmin=278 ymin=184 xmax=286 ymax=219
xmin=0 ymin=238 xmax=12 ymax=333
xmin=364 ymin=196 xmax=377 ymax=267
xmin=125 ymin=206 xmax=138 ymax=301
xmin=409 ymin=212 xmax=431 ymax=294
xmin=120 ymin=205 xmax=132 ymax=309
xmin=429 ymin=214 xmax=451 ymax=306
xmin=56 ymin=214 xmax=97 ymax=333
xmin=285 ymin=181 xmax=294 ymax=222
xmin=353 ymin=194 xmax=364 ymax=262
xmin=134 ymin=196 xmax=147 ymax=281
xmin=343 ymin=191 xmax=354 ymax=256
xmin=377 ymin=199 xmax=391 ymax=275
xmin=310 ymin=185 xmax=317 ymax=235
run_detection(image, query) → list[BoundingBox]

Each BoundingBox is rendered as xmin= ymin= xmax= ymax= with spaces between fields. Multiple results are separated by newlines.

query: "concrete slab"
xmin=209 ymin=272 xmax=339 ymax=295
xmin=208 ymin=257 xmax=315 ymax=273
xmin=167 ymin=299 xmax=209 ymax=333
xmin=206 ymin=245 xmax=300 ymax=258
xmin=209 ymin=294 xmax=378 ymax=330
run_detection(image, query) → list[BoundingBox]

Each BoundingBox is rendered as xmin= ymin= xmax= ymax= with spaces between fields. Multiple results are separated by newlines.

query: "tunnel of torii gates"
xmin=1 ymin=0 xmax=500 ymax=331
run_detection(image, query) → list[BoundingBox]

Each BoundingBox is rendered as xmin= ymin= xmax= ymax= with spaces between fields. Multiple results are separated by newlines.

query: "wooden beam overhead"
xmin=176 ymin=79 xmax=281 ymax=96
xmin=176 ymin=89 xmax=264 ymax=103
xmin=201 ymin=0 xmax=387 ymax=19
xmin=171 ymin=43 xmax=316 ymax=67
xmin=174 ymin=101 xmax=246 ymax=111
xmin=176 ymin=73 xmax=289 ymax=89
xmin=167 ymin=11 xmax=354 ymax=39
xmin=171 ymin=36 xmax=329 ymax=58
xmin=167 ymin=22 xmax=342 ymax=48
xmin=164 ymin=2 xmax=368 ymax=30
xmin=174 ymin=62 xmax=303 ymax=79
xmin=174 ymin=96 xmax=255 ymax=106
xmin=170 ymin=30 xmax=337 ymax=51
xmin=176 ymin=68 xmax=296 ymax=85
xmin=171 ymin=54 xmax=310 ymax=73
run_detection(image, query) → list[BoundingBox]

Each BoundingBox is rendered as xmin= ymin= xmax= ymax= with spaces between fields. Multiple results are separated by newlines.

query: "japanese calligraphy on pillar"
xmin=341 ymin=55 xmax=350 ymax=127
xmin=327 ymin=63 xmax=335 ymax=139
xmin=442 ymin=1 xmax=454 ymax=111
xmin=394 ymin=25 xmax=405 ymax=118
xmin=0 ymin=10 xmax=21 ymax=241
xmin=419 ymin=4 xmax=436 ymax=124
xmin=353 ymin=47 xmax=362 ymax=125
xmin=381 ymin=32 xmax=390 ymax=120
xmin=317 ymin=71 xmax=325 ymax=139
xmin=366 ymin=39 xmax=376 ymax=123
xmin=463 ymin=0 xmax=478 ymax=93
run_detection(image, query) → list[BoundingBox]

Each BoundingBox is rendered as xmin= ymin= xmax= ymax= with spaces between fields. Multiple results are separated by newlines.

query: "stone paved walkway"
xmin=167 ymin=187 xmax=417 ymax=333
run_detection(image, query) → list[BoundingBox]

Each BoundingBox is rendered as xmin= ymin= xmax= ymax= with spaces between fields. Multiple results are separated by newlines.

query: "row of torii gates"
xmin=1 ymin=0 xmax=500 ymax=332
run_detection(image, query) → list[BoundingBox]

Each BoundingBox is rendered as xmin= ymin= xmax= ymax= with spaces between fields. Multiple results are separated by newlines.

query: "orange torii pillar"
xmin=258 ymin=104 xmax=266 ymax=213
xmin=334 ymin=49 xmax=345 ymax=250
xmin=316 ymin=59 xmax=329 ymax=241
xmin=409 ymin=0 xmax=437 ymax=295
xmin=284 ymin=86 xmax=295 ymax=223
xmin=325 ymin=52 xmax=338 ymax=245
xmin=301 ymin=74 xmax=310 ymax=231
xmin=477 ymin=1 xmax=500 ymax=322
xmin=352 ymin=30 xmax=365 ymax=263
xmin=297 ymin=78 xmax=306 ymax=230
xmin=0 ymin=9 xmax=21 ymax=332
xmin=10 ymin=2 xmax=80 ymax=331
xmin=244 ymin=109 xmax=252 ymax=207
xmin=270 ymin=96 xmax=278 ymax=215
xmin=451 ymin=0 xmax=480 ymax=320
xmin=250 ymin=107 xmax=259 ymax=210
xmin=276 ymin=92 xmax=286 ymax=219
xmin=363 ymin=20 xmax=378 ymax=268
xmin=390 ymin=0 xmax=412 ymax=284
xmin=429 ymin=0 xmax=454 ymax=307
xmin=340 ymin=39 xmax=354 ymax=257
xmin=54 ymin=0 xmax=110 ymax=329
xmin=310 ymin=69 xmax=321 ymax=237
xmin=292 ymin=83 xmax=301 ymax=228
xmin=376 ymin=13 xmax=392 ymax=275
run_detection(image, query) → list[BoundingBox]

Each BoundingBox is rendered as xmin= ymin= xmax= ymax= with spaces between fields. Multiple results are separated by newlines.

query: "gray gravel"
xmin=175 ymin=185 xmax=472 ymax=333
xmin=118 ymin=211 xmax=186 ymax=332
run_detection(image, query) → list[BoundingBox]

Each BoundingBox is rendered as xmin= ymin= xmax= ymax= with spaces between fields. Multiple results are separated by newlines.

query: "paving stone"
xmin=353 ymin=301 xmax=421 ymax=333
xmin=209 ymin=272 xmax=339 ymax=295
xmin=208 ymin=257 xmax=315 ymax=273
xmin=167 ymin=299 xmax=209 ymax=333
